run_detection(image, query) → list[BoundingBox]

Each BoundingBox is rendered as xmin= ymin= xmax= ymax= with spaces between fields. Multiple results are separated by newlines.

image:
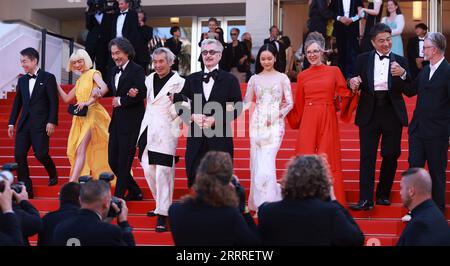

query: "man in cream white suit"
xmin=129 ymin=47 xmax=185 ymax=232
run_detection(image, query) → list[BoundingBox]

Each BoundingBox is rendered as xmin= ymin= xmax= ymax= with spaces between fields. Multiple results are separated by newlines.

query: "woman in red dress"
xmin=287 ymin=32 xmax=353 ymax=204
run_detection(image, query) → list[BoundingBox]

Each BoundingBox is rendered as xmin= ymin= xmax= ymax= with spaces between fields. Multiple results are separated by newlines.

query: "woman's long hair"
xmin=182 ymin=151 xmax=238 ymax=208
xmin=255 ymin=43 xmax=278 ymax=74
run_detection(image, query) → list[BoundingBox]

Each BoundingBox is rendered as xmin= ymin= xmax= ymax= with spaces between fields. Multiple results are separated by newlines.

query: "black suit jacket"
xmin=85 ymin=12 xmax=113 ymax=50
xmin=135 ymin=25 xmax=153 ymax=65
xmin=107 ymin=61 xmax=146 ymax=134
xmin=13 ymin=200 xmax=43 ymax=246
xmin=174 ymin=69 xmax=242 ymax=175
xmin=53 ymin=209 xmax=135 ymax=246
xmin=264 ymin=38 xmax=286 ymax=73
xmin=397 ymin=199 xmax=450 ymax=246
xmin=308 ymin=0 xmax=334 ymax=36
xmin=9 ymin=70 xmax=59 ymax=132
xmin=169 ymin=200 xmax=260 ymax=246
xmin=408 ymin=59 xmax=450 ymax=139
xmin=37 ymin=203 xmax=80 ymax=246
xmin=258 ymin=198 xmax=365 ymax=246
xmin=0 ymin=213 xmax=24 ymax=246
xmin=329 ymin=0 xmax=363 ymax=37
xmin=111 ymin=10 xmax=139 ymax=46
xmin=352 ymin=51 xmax=415 ymax=127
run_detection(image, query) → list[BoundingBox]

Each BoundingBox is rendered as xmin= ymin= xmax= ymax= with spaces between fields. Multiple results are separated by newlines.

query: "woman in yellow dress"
xmin=57 ymin=49 xmax=112 ymax=182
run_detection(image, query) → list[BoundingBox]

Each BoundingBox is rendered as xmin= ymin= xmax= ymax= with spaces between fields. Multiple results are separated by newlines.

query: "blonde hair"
xmin=66 ymin=49 xmax=93 ymax=72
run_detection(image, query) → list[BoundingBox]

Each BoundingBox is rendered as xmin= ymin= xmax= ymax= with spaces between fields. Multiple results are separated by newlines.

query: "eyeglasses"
xmin=423 ymin=46 xmax=435 ymax=50
xmin=231 ymin=33 xmax=238 ymax=36
xmin=306 ymin=50 xmax=321 ymax=56
xmin=201 ymin=50 xmax=221 ymax=56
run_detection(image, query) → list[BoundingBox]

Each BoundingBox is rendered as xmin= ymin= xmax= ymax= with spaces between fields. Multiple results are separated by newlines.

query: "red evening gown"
xmin=287 ymin=64 xmax=353 ymax=204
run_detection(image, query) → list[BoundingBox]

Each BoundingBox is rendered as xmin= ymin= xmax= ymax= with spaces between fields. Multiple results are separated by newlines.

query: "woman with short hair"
xmin=57 ymin=49 xmax=112 ymax=183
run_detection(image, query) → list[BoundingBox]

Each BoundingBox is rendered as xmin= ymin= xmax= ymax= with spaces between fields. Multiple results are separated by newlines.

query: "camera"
xmin=0 ymin=163 xmax=25 ymax=194
xmin=87 ymin=0 xmax=118 ymax=15
xmin=231 ymin=175 xmax=246 ymax=213
xmin=107 ymin=196 xmax=123 ymax=218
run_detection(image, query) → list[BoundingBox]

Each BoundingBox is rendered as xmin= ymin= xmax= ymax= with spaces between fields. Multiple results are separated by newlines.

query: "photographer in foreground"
xmin=0 ymin=179 xmax=24 ymax=246
xmin=53 ymin=180 xmax=135 ymax=246
xmin=169 ymin=151 xmax=260 ymax=246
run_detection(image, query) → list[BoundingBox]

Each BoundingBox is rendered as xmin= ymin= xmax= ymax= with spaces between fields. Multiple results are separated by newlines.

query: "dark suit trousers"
xmin=408 ymin=133 xmax=448 ymax=212
xmin=187 ymin=139 xmax=210 ymax=188
xmin=359 ymin=105 xmax=402 ymax=201
xmin=336 ymin=29 xmax=360 ymax=79
xmin=108 ymin=126 xmax=141 ymax=198
xmin=86 ymin=42 xmax=109 ymax=81
xmin=14 ymin=122 xmax=57 ymax=193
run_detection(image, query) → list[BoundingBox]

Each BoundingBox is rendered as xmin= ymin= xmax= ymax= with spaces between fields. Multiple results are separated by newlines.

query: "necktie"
xmin=27 ymin=74 xmax=37 ymax=80
xmin=116 ymin=67 xmax=123 ymax=74
xmin=120 ymin=11 xmax=128 ymax=16
xmin=202 ymin=69 xmax=219 ymax=83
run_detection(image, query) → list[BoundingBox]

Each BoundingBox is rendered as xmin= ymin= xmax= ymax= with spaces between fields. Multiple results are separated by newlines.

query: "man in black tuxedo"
xmin=98 ymin=37 xmax=146 ymax=200
xmin=0 ymin=182 xmax=24 ymax=246
xmin=37 ymin=182 xmax=81 ymax=246
xmin=407 ymin=32 xmax=450 ymax=213
xmin=85 ymin=5 xmax=113 ymax=80
xmin=8 ymin=47 xmax=59 ymax=198
xmin=110 ymin=0 xmax=139 ymax=72
xmin=406 ymin=23 xmax=429 ymax=79
xmin=173 ymin=39 xmax=242 ymax=188
xmin=349 ymin=23 xmax=415 ymax=210
xmin=135 ymin=10 xmax=153 ymax=74
xmin=263 ymin=26 xmax=286 ymax=73
xmin=53 ymin=180 xmax=135 ymax=246
xmin=329 ymin=0 xmax=363 ymax=78
xmin=397 ymin=168 xmax=450 ymax=246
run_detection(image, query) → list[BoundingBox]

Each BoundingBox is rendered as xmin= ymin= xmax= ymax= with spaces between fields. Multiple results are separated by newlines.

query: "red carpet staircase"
xmin=0 ymin=84 xmax=449 ymax=246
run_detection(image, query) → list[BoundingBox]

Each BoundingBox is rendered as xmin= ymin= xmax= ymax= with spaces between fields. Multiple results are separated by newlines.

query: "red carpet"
xmin=0 ymin=84 xmax=448 ymax=246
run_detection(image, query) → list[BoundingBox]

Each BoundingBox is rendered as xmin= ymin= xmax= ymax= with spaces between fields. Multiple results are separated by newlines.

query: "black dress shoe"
xmin=124 ymin=193 xmax=143 ymax=201
xmin=349 ymin=200 xmax=374 ymax=211
xmin=48 ymin=178 xmax=58 ymax=186
xmin=147 ymin=211 xmax=156 ymax=217
xmin=155 ymin=215 xmax=168 ymax=233
xmin=376 ymin=198 xmax=391 ymax=206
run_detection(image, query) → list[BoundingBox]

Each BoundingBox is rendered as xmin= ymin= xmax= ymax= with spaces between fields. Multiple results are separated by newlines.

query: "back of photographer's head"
xmin=59 ymin=182 xmax=81 ymax=207
xmin=79 ymin=180 xmax=111 ymax=216
xmin=282 ymin=155 xmax=331 ymax=201
xmin=189 ymin=151 xmax=238 ymax=208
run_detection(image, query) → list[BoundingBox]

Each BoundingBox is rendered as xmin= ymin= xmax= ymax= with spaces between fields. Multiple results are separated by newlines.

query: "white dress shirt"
xmin=95 ymin=12 xmax=103 ymax=25
xmin=114 ymin=60 xmax=130 ymax=106
xmin=374 ymin=52 xmax=390 ymax=91
xmin=203 ymin=64 xmax=219 ymax=101
xmin=418 ymin=37 xmax=425 ymax=57
xmin=28 ymin=68 xmax=40 ymax=97
xmin=116 ymin=9 xmax=129 ymax=38
xmin=429 ymin=56 xmax=445 ymax=80
xmin=342 ymin=0 xmax=351 ymax=18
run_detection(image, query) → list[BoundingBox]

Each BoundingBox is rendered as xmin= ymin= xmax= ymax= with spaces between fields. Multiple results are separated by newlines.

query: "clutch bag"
xmin=68 ymin=104 xmax=88 ymax=116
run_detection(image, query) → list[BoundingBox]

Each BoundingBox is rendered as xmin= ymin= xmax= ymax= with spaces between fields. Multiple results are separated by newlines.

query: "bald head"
xmin=401 ymin=168 xmax=432 ymax=196
xmin=400 ymin=168 xmax=432 ymax=210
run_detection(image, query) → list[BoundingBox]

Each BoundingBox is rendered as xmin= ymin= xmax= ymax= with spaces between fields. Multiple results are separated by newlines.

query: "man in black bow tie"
xmin=96 ymin=37 xmax=146 ymax=201
xmin=173 ymin=39 xmax=243 ymax=188
xmin=348 ymin=23 xmax=415 ymax=211
xmin=8 ymin=47 xmax=59 ymax=198
xmin=407 ymin=23 xmax=429 ymax=79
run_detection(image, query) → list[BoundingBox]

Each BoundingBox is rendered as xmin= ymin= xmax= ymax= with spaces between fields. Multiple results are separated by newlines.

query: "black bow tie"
xmin=378 ymin=54 xmax=389 ymax=61
xmin=27 ymin=74 xmax=37 ymax=80
xmin=202 ymin=69 xmax=219 ymax=83
xmin=120 ymin=11 xmax=128 ymax=15
xmin=116 ymin=67 xmax=123 ymax=74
